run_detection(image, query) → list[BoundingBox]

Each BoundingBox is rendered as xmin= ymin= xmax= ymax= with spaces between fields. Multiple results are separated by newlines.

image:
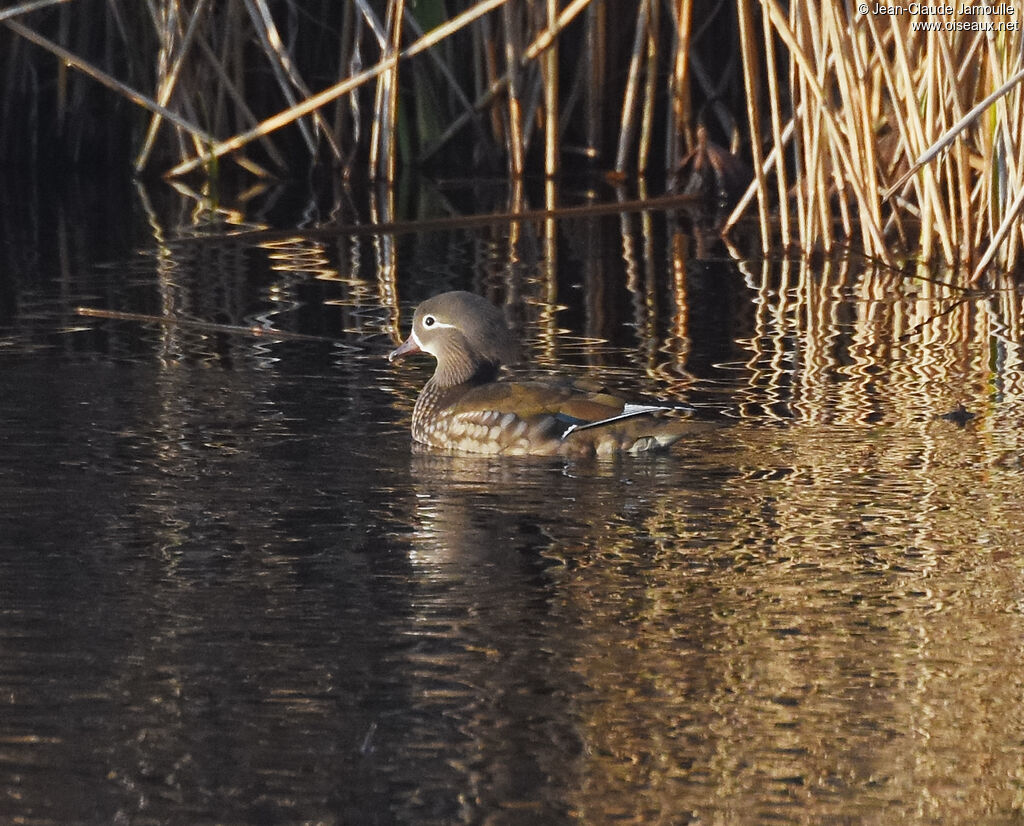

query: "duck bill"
xmin=388 ymin=334 xmax=422 ymax=362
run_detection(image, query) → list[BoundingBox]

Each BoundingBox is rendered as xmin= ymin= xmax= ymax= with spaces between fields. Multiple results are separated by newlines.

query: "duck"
xmin=388 ymin=290 xmax=719 ymax=457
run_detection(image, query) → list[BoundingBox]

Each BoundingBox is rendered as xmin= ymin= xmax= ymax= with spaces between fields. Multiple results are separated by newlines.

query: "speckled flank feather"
xmin=390 ymin=291 xmax=720 ymax=456
xmin=410 ymin=379 xmax=565 ymax=455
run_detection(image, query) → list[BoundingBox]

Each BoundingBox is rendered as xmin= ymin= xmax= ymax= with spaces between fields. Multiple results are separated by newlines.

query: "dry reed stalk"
xmin=888 ymin=15 xmax=950 ymax=262
xmin=824 ymin=0 xmax=879 ymax=250
xmin=784 ymin=6 xmax=809 ymax=249
xmin=667 ymin=0 xmax=693 ymax=172
xmin=796 ymin=6 xmax=835 ymax=247
xmin=637 ymin=0 xmax=658 ymax=174
xmin=583 ymin=2 xmax=605 ymax=161
xmin=736 ymin=0 xmax=769 ymax=253
xmin=75 ymin=306 xmax=339 ymax=342
xmin=1010 ymin=73 xmax=1024 ymax=272
xmin=933 ymin=33 xmax=972 ymax=261
xmin=615 ymin=0 xmax=649 ymax=174
xmin=364 ymin=0 xmax=390 ymax=176
xmin=135 ymin=0 xmax=209 ymax=173
xmin=542 ymin=0 xmax=558 ymax=177
xmin=0 ymin=0 xmax=71 ymax=23
xmin=371 ymin=0 xmax=404 ymax=181
xmin=794 ymin=5 xmax=833 ymax=251
xmin=759 ymin=1 xmax=788 ymax=246
xmin=501 ymin=2 xmax=524 ymax=176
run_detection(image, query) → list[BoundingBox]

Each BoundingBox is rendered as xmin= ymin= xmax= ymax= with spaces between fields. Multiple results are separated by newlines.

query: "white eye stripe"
xmin=421 ymin=315 xmax=456 ymax=330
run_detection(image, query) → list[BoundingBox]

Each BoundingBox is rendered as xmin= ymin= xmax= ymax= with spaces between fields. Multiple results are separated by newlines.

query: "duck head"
xmin=388 ymin=291 xmax=519 ymax=387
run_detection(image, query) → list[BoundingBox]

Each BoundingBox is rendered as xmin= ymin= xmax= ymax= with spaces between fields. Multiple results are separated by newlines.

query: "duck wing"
xmin=448 ymin=380 xmax=715 ymax=456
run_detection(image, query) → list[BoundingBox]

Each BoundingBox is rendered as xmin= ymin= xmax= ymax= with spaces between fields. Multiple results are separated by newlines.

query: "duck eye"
xmin=423 ymin=315 xmax=436 ymax=327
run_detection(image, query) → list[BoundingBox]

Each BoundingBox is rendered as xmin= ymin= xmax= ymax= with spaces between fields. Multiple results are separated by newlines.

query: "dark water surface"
xmin=3 ymin=178 xmax=1024 ymax=824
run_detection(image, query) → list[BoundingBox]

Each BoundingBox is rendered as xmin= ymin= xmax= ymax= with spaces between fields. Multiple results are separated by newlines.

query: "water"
xmin=2 ymin=177 xmax=1024 ymax=824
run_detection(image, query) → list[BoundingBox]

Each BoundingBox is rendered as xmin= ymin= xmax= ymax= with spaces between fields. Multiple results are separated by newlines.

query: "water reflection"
xmin=2 ymin=177 xmax=1024 ymax=823
xmin=387 ymin=418 xmax=1024 ymax=823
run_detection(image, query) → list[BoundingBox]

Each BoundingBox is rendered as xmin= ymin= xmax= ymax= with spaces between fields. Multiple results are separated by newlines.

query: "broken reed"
xmin=3 ymin=0 xmax=1024 ymax=276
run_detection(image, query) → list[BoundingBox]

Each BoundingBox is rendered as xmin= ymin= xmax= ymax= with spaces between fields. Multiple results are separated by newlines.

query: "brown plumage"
xmin=388 ymin=291 xmax=719 ymax=457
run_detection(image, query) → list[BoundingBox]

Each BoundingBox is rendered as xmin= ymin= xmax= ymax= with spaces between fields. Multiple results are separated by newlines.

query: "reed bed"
xmin=0 ymin=0 xmax=742 ymax=180
xmin=3 ymin=0 xmax=1024 ymax=276
xmin=730 ymin=0 xmax=1024 ymax=278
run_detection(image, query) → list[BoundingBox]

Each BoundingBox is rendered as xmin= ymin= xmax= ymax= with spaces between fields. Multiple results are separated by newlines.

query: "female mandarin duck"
xmin=389 ymin=291 xmax=718 ymax=457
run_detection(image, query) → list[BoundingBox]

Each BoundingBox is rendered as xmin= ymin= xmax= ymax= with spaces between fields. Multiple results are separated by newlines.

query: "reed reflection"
xmin=726 ymin=256 xmax=1024 ymax=431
